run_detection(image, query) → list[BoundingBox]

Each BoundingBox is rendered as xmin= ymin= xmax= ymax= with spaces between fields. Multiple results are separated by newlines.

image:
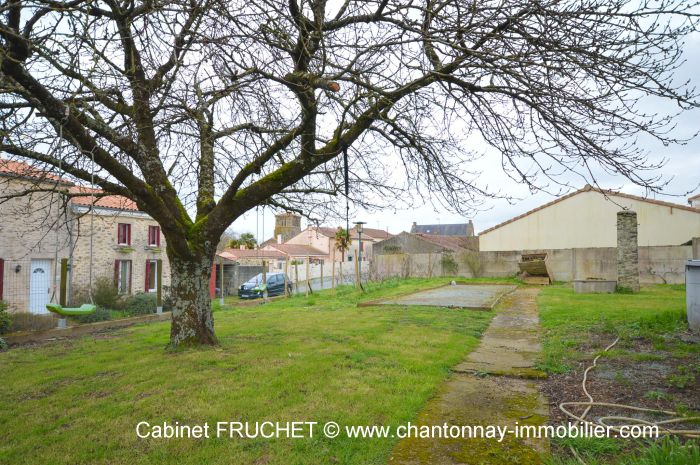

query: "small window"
xmin=117 ymin=223 xmax=131 ymax=245
xmin=148 ymin=225 xmax=161 ymax=247
xmin=115 ymin=260 xmax=132 ymax=294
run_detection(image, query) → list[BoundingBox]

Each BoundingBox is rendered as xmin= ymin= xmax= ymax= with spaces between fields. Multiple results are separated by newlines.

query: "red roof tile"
xmin=69 ymin=186 xmax=139 ymax=211
xmin=265 ymin=243 xmax=328 ymax=257
xmin=0 ymin=158 xmax=66 ymax=183
xmin=218 ymin=248 xmax=286 ymax=260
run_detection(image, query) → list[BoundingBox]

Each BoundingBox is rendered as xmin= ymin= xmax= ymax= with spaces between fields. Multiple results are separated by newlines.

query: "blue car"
xmin=238 ymin=272 xmax=293 ymax=299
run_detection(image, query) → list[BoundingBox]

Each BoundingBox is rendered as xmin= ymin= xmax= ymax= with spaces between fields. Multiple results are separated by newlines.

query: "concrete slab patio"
xmin=388 ymin=288 xmax=548 ymax=465
xmin=369 ymin=284 xmax=517 ymax=310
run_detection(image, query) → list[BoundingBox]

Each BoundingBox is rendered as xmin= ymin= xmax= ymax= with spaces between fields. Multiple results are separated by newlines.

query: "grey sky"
xmin=233 ymin=32 xmax=700 ymax=242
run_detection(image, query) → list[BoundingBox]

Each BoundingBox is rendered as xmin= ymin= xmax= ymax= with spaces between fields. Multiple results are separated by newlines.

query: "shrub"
xmin=0 ymin=300 xmax=12 ymax=335
xmin=122 ymin=293 xmax=157 ymax=316
xmin=70 ymin=306 xmax=112 ymax=324
xmin=0 ymin=337 xmax=7 ymax=351
xmin=72 ymin=276 xmax=120 ymax=309
xmin=458 ymin=250 xmax=482 ymax=278
xmin=440 ymin=253 xmax=458 ymax=275
xmin=92 ymin=276 xmax=120 ymax=309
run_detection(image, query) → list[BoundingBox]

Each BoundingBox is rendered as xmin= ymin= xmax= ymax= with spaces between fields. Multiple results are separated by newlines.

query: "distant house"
xmin=689 ymin=193 xmax=700 ymax=209
xmin=410 ymin=220 xmax=475 ymax=237
xmin=283 ymin=226 xmax=393 ymax=262
xmin=262 ymin=242 xmax=328 ymax=265
xmin=0 ymin=159 xmax=170 ymax=314
xmin=478 ymin=185 xmax=700 ymax=252
xmin=217 ymin=248 xmax=286 ymax=266
xmin=373 ymin=232 xmax=478 ymax=255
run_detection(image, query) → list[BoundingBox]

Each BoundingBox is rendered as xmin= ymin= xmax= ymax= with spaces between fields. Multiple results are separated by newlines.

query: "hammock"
xmin=46 ymin=303 xmax=97 ymax=316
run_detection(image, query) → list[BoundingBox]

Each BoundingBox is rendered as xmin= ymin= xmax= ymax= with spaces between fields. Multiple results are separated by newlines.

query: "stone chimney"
xmin=466 ymin=220 xmax=475 ymax=237
xmin=617 ymin=210 xmax=639 ymax=292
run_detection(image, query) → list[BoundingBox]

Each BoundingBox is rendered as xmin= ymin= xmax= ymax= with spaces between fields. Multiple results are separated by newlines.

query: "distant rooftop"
xmin=410 ymin=221 xmax=474 ymax=237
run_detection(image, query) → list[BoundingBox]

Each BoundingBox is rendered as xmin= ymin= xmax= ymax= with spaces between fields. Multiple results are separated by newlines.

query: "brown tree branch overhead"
xmin=1 ymin=0 xmax=698 ymax=346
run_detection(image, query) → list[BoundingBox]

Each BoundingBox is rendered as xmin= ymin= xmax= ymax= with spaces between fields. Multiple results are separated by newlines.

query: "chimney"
xmin=466 ymin=220 xmax=475 ymax=237
xmin=277 ymin=234 xmax=283 ymax=244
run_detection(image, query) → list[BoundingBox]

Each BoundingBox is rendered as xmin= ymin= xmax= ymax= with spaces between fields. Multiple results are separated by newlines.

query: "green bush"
xmin=72 ymin=276 xmax=120 ymax=309
xmin=0 ymin=300 xmax=12 ymax=335
xmin=70 ymin=306 xmax=112 ymax=324
xmin=122 ymin=293 xmax=157 ymax=316
xmin=0 ymin=337 xmax=7 ymax=351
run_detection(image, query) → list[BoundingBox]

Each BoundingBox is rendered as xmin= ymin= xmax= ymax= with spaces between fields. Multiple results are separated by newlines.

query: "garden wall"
xmin=371 ymin=246 xmax=692 ymax=284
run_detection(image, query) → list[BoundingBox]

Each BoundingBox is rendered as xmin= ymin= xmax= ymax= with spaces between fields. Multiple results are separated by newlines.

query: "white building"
xmin=479 ymin=185 xmax=700 ymax=252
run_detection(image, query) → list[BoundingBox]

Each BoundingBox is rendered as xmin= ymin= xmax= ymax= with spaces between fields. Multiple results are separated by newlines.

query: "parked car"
xmin=238 ymin=272 xmax=293 ymax=299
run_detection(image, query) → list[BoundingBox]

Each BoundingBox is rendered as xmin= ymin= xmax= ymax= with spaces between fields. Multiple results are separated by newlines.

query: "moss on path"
xmin=388 ymin=288 xmax=548 ymax=465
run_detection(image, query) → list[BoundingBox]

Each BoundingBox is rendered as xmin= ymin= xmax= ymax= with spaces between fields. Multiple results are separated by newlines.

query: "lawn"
xmin=537 ymin=284 xmax=700 ymax=465
xmin=0 ymin=278 xmax=496 ymax=465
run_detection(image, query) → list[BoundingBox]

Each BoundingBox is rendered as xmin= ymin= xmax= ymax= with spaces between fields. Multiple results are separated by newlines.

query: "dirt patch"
xmin=542 ymin=330 xmax=700 ymax=457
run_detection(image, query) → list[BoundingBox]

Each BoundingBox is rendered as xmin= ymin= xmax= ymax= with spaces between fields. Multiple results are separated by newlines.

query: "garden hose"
xmin=558 ymin=336 xmax=700 ymax=464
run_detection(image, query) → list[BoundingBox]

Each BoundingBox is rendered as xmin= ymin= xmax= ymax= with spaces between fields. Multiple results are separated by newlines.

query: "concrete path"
xmin=388 ymin=288 xmax=548 ymax=465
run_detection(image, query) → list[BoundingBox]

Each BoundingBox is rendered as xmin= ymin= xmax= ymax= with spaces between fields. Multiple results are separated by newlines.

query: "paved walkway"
xmin=388 ymin=288 xmax=548 ymax=465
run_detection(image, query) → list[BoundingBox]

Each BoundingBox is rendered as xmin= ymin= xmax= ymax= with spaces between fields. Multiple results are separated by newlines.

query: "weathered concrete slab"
xmin=388 ymin=288 xmax=548 ymax=465
xmin=373 ymin=284 xmax=517 ymax=310
xmin=454 ymin=288 xmax=544 ymax=378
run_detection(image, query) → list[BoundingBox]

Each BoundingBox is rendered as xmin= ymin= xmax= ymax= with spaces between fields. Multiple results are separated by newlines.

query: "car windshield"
xmin=244 ymin=274 xmax=282 ymax=285
xmin=245 ymin=274 xmax=264 ymax=285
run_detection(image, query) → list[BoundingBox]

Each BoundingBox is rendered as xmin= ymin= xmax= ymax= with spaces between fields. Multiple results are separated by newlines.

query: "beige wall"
xmin=70 ymin=207 xmax=171 ymax=297
xmin=479 ymin=190 xmax=700 ymax=251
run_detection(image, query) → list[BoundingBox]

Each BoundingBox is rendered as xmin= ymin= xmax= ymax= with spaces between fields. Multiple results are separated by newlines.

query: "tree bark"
xmin=168 ymin=254 xmax=217 ymax=347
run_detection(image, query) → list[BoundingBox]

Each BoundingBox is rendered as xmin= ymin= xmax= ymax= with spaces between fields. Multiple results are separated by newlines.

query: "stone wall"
xmin=70 ymin=208 xmax=171 ymax=299
xmin=617 ymin=211 xmax=640 ymax=292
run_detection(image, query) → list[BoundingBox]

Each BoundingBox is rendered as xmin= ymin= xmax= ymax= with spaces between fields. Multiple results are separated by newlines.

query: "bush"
xmin=72 ymin=276 xmax=120 ymax=309
xmin=70 ymin=306 xmax=113 ymax=324
xmin=0 ymin=300 xmax=12 ymax=335
xmin=122 ymin=293 xmax=157 ymax=316
xmin=0 ymin=337 xmax=7 ymax=351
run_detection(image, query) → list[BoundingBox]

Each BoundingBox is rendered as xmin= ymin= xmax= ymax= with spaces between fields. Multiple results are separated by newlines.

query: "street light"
xmin=353 ymin=221 xmax=366 ymax=286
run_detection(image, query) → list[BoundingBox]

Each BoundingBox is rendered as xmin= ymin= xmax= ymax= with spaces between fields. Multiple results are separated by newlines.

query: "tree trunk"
xmin=168 ymin=254 xmax=217 ymax=347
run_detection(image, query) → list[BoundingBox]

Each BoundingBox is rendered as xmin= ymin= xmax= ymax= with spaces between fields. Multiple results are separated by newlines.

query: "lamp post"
xmin=354 ymin=221 xmax=366 ymax=284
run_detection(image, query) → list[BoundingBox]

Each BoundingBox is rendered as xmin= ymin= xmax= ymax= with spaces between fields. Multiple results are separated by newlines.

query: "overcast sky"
xmin=232 ymin=32 xmax=700 ymax=242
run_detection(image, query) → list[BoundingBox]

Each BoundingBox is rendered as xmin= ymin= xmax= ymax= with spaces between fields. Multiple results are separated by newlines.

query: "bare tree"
xmin=1 ymin=0 xmax=698 ymax=346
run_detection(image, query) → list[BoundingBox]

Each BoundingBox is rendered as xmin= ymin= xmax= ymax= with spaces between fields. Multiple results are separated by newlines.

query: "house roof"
xmin=265 ymin=243 xmax=328 ymax=257
xmin=218 ymin=248 xmax=286 ymax=261
xmin=0 ymin=158 xmax=67 ymax=183
xmin=69 ymin=186 xmax=139 ymax=211
xmin=305 ymin=226 xmax=393 ymax=241
xmin=479 ymin=185 xmax=700 ymax=236
xmin=414 ymin=233 xmax=472 ymax=252
xmin=411 ymin=223 xmax=469 ymax=236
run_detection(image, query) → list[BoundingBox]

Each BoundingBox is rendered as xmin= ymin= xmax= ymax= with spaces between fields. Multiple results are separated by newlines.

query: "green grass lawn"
xmin=537 ymin=284 xmax=691 ymax=374
xmin=0 ymin=278 xmax=496 ymax=465
xmin=538 ymin=284 xmax=699 ymax=465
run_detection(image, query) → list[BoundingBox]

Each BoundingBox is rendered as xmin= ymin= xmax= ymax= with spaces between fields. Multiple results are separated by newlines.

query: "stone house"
xmin=0 ymin=159 xmax=170 ymax=314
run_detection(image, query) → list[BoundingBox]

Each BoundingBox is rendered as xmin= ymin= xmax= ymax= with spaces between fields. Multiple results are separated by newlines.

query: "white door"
xmin=29 ymin=259 xmax=51 ymax=314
